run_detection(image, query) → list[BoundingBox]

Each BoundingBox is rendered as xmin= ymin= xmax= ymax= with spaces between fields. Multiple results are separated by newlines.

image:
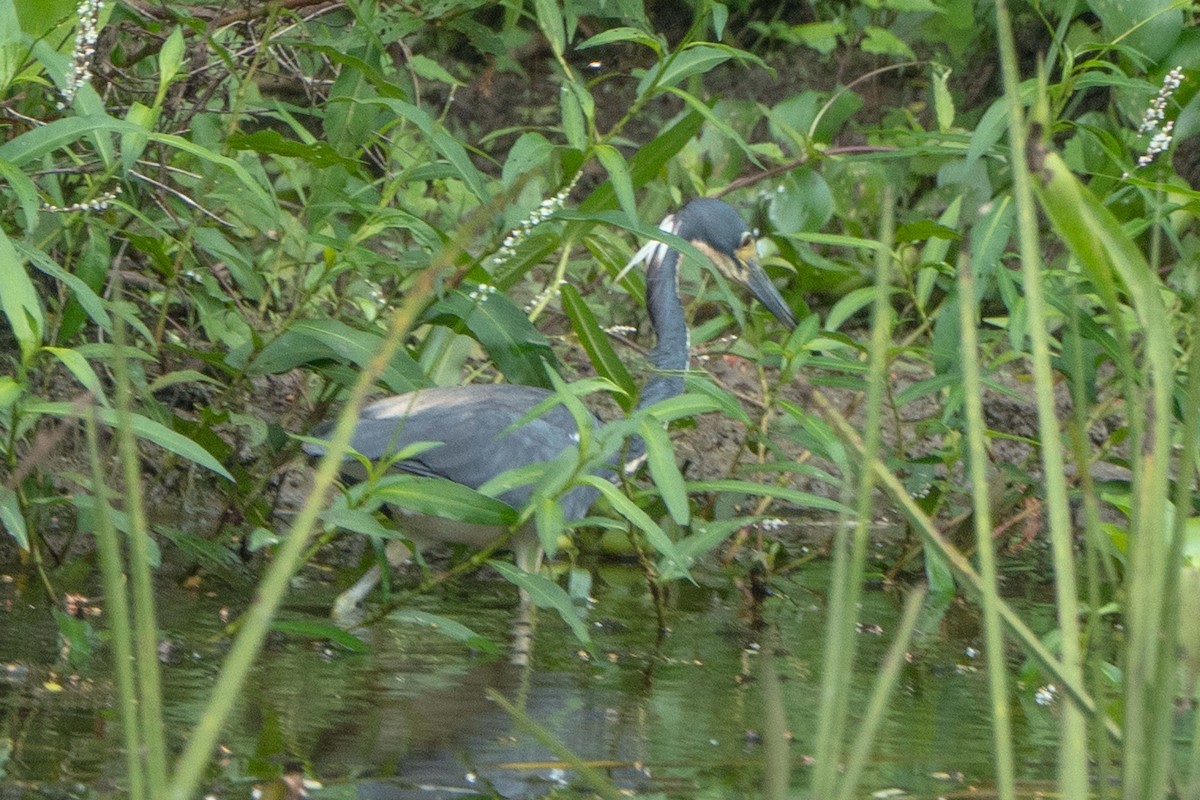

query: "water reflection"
xmin=0 ymin=560 xmax=1063 ymax=798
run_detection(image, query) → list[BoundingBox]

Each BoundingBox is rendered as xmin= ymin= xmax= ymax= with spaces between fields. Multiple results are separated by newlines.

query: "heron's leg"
xmin=332 ymin=563 xmax=382 ymax=623
xmin=331 ymin=538 xmax=415 ymax=623
xmin=509 ymin=544 xmax=544 ymax=666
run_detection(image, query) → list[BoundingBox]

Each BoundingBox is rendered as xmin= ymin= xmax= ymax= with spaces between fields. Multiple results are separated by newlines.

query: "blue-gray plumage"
xmin=305 ymin=198 xmax=797 ymax=619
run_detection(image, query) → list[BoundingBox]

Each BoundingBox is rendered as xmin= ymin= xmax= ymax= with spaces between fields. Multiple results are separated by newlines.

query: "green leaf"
xmin=644 ymin=44 xmax=734 ymax=92
xmin=0 ymin=158 xmax=39 ymax=232
xmin=406 ymin=53 xmax=463 ymax=86
xmin=363 ymin=98 xmax=489 ymax=203
xmin=391 ymin=609 xmax=500 ymax=654
xmin=372 ymin=474 xmax=519 ymax=527
xmin=42 ymin=347 xmax=108 ymax=406
xmin=17 ymin=241 xmax=111 ymax=332
xmin=425 ymin=288 xmax=557 ymax=389
xmin=560 ymin=283 xmax=636 ymax=410
xmin=663 ymin=87 xmax=761 ymax=166
xmin=0 ymin=486 xmax=28 ymax=550
xmin=687 ymin=479 xmax=850 ymax=514
xmin=148 ymin=131 xmax=276 ymax=218
xmin=248 ymin=318 xmax=425 ymax=394
xmin=932 ymin=63 xmax=954 ymax=131
xmin=534 ymin=0 xmax=565 ymax=56
xmin=157 ymin=27 xmax=184 ymax=99
xmin=711 ymin=3 xmax=729 ymax=39
xmin=581 ymin=475 xmax=688 ymax=577
xmin=638 ymin=417 xmax=689 ymax=526
xmin=579 ymin=109 xmax=704 ymax=213
xmin=271 ymin=619 xmax=369 ymax=653
xmin=795 ymin=20 xmax=845 ymax=54
xmin=534 ymin=495 xmax=565 ymax=556
xmin=228 ymin=129 xmax=357 ymax=168
xmin=488 ymin=560 xmax=591 ymax=646
xmin=1086 ymin=0 xmax=1183 ymax=62
xmin=0 ymin=229 xmax=43 ymax=364
xmin=27 ymin=401 xmax=234 ymax=481
xmin=560 ymin=80 xmax=590 ymax=150
xmin=593 ymin=144 xmax=636 ymax=224
xmin=577 ymin=26 xmax=662 ymax=54
xmin=861 ymin=25 xmax=916 ymax=59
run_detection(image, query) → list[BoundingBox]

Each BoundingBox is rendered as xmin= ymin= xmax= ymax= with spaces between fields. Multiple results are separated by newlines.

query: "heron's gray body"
xmin=306 ymin=198 xmax=797 ymax=617
xmin=333 ymin=384 xmax=601 ymax=521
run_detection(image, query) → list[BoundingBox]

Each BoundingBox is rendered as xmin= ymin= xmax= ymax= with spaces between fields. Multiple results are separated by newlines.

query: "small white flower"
xmin=1127 ymin=67 xmax=1184 ymax=175
xmin=1034 ymin=684 xmax=1057 ymax=707
xmin=58 ymin=0 xmax=104 ymax=109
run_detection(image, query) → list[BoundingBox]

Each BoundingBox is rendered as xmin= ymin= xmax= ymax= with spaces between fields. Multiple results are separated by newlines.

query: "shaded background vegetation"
xmin=1 ymin=0 xmax=1199 ymax=797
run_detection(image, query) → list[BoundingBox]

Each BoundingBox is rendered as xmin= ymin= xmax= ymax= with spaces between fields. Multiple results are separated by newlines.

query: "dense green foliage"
xmin=1 ymin=0 xmax=1199 ymax=797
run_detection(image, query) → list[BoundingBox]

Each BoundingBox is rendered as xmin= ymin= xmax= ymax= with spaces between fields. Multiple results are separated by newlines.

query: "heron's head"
xmin=670 ymin=198 xmax=798 ymax=329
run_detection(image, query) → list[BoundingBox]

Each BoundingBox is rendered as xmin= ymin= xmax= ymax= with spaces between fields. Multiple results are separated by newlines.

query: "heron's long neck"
xmin=638 ymin=248 xmax=689 ymax=410
xmin=618 ymin=247 xmax=690 ymax=472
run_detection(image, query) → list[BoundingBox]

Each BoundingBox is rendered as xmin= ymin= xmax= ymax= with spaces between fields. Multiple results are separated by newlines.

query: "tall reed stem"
xmin=993 ymin=1 xmax=1088 ymax=793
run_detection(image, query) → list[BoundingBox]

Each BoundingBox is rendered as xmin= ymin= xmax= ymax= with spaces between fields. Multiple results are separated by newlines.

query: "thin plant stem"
xmin=834 ymin=586 xmax=927 ymax=800
xmin=486 ymin=689 xmax=625 ymax=800
xmin=110 ymin=283 xmax=169 ymax=797
xmin=809 ymin=387 xmax=1122 ymax=743
xmin=812 ymin=184 xmax=895 ymax=797
xmin=760 ymin=627 xmax=790 ymax=800
xmin=956 ymin=252 xmax=1016 ymax=800
xmin=994 ymin=1 xmax=1088 ymax=794
xmin=85 ymin=410 xmax=145 ymax=800
xmin=166 ymin=264 xmax=442 ymax=800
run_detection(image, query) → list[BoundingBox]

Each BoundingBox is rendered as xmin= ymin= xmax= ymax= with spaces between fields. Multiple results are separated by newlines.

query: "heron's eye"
xmin=739 ymin=231 xmax=753 ymax=247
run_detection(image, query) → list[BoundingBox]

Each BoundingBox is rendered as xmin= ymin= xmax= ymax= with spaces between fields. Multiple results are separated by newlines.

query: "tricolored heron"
xmin=305 ymin=198 xmax=798 ymax=621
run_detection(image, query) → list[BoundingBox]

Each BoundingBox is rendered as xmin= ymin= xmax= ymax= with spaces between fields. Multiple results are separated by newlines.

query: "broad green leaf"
xmin=148 ymin=131 xmax=276 ymax=218
xmin=932 ymin=63 xmax=954 ymax=131
xmin=687 ymin=479 xmax=849 ymax=514
xmin=121 ymin=101 xmax=155 ymax=172
xmin=577 ymin=26 xmax=662 ymax=54
xmin=321 ymin=506 xmax=401 ymax=539
xmin=560 ymin=283 xmax=636 ymax=410
xmin=579 ymin=109 xmax=704 ymax=212
xmin=861 ymin=25 xmax=916 ymax=59
xmin=643 ymin=44 xmax=734 ymax=93
xmin=796 ymin=20 xmax=845 ymax=54
xmin=712 ymin=3 xmax=729 ymax=39
xmin=364 ymin=98 xmax=489 ymax=202
xmin=0 ymin=114 xmax=126 ymax=165
xmin=489 ymin=560 xmax=591 ymax=646
xmin=372 ymin=474 xmax=519 ymax=527
xmin=0 ymin=158 xmax=39 ymax=232
xmin=593 ymin=144 xmax=636 ymax=224
xmin=407 ymin=53 xmax=463 ymax=86
xmin=0 ymin=377 xmax=22 ymax=410
xmin=1087 ymin=0 xmax=1182 ymax=62
xmin=560 ymin=81 xmax=588 ymax=150
xmin=247 ymin=318 xmax=425 ymax=393
xmin=27 ymin=401 xmax=234 ymax=481
xmin=228 ymin=129 xmax=357 ymax=168
xmin=0 ymin=486 xmax=28 ymax=550
xmin=534 ymin=0 xmax=564 ymax=56
xmin=0 ymin=228 xmax=43 ymax=364
xmin=638 ymin=417 xmax=689 ymax=526
xmin=534 ymin=495 xmax=565 ymax=556
xmin=157 ymin=27 xmax=184 ymax=100
xmin=663 ymin=86 xmax=761 ymax=166
xmin=17 ymin=243 xmax=110 ymax=332
xmin=425 ymin=288 xmax=556 ymax=389
xmin=42 ymin=347 xmax=108 ymax=406
xmin=271 ymin=619 xmax=369 ymax=653
xmin=581 ymin=475 xmax=688 ymax=576
xmin=392 ymin=609 xmax=500 ymax=655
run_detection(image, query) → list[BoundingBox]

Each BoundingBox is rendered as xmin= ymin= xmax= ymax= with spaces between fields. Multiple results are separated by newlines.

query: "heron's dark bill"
xmin=744 ymin=259 xmax=799 ymax=329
